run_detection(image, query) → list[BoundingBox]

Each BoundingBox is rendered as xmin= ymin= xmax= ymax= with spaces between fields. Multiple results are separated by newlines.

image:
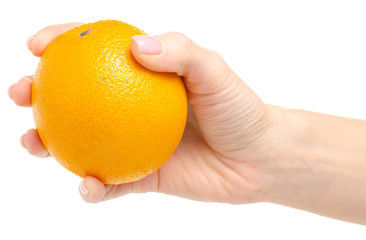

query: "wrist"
xmin=254 ymin=106 xmax=314 ymax=204
xmin=255 ymin=107 xmax=366 ymax=224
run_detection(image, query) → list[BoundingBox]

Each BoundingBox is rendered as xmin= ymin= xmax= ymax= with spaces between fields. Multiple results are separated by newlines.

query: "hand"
xmin=9 ymin=23 xmax=275 ymax=204
xmin=10 ymin=22 xmax=366 ymax=225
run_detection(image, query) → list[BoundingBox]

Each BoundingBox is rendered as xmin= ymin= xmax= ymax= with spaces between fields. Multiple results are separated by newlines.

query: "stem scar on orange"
xmin=32 ymin=20 xmax=187 ymax=184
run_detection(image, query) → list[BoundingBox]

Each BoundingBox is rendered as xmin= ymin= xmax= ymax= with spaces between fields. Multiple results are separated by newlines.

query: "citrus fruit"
xmin=32 ymin=20 xmax=187 ymax=184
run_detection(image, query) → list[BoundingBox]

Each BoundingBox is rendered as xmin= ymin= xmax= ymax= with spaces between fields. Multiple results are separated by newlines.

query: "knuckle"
xmin=160 ymin=32 xmax=196 ymax=76
xmin=38 ymin=25 xmax=56 ymax=34
xmin=166 ymin=32 xmax=194 ymax=52
xmin=206 ymin=49 xmax=223 ymax=61
xmin=180 ymin=34 xmax=194 ymax=53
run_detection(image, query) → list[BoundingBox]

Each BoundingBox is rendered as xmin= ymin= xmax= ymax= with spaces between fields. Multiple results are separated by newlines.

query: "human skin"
xmin=8 ymin=23 xmax=366 ymax=225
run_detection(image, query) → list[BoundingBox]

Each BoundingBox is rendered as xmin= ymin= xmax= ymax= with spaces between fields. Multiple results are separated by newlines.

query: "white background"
xmin=1 ymin=0 xmax=366 ymax=239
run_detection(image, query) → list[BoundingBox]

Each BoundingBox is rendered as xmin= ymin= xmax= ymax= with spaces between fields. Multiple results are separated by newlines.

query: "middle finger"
xmin=8 ymin=76 xmax=33 ymax=107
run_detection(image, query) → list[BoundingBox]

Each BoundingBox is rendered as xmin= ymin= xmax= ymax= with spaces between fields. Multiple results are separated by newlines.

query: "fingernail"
xmin=20 ymin=134 xmax=26 ymax=148
xmin=132 ymin=35 xmax=162 ymax=54
xmin=80 ymin=180 xmax=89 ymax=195
xmin=8 ymin=84 xmax=15 ymax=100
xmin=26 ymin=35 xmax=36 ymax=51
xmin=21 ymin=76 xmax=33 ymax=83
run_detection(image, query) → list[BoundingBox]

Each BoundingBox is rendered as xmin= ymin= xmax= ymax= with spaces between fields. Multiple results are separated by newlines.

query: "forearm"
xmin=263 ymin=107 xmax=366 ymax=225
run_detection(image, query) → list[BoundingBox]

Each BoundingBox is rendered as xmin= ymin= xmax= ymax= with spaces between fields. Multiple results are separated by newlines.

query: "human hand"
xmin=9 ymin=23 xmax=276 ymax=204
xmin=10 ymin=22 xmax=366 ymax=225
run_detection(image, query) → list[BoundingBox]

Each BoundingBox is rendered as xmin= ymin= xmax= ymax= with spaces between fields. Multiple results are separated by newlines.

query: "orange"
xmin=32 ymin=20 xmax=187 ymax=184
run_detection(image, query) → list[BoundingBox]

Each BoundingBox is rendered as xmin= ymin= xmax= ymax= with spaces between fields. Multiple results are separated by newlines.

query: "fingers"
xmin=9 ymin=76 xmax=49 ymax=157
xmin=131 ymin=32 xmax=235 ymax=95
xmin=21 ymin=129 xmax=49 ymax=158
xmin=8 ymin=76 xmax=33 ymax=107
xmin=28 ymin=22 xmax=83 ymax=56
xmin=79 ymin=171 xmax=159 ymax=203
xmin=13 ymin=23 xmax=84 ymax=106
xmin=79 ymin=176 xmax=106 ymax=203
xmin=131 ymin=32 xmax=267 ymax=153
xmin=12 ymin=23 xmax=84 ymax=106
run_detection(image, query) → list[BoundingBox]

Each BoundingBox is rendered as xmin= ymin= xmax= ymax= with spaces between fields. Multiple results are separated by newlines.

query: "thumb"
xmin=131 ymin=32 xmax=235 ymax=96
xmin=131 ymin=32 xmax=267 ymax=152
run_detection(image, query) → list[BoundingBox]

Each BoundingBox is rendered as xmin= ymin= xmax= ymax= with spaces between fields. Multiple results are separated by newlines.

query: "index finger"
xmin=28 ymin=22 xmax=83 ymax=57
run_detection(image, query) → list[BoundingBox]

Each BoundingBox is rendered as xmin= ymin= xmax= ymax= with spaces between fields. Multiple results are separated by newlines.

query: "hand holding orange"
xmin=32 ymin=20 xmax=187 ymax=184
xmin=11 ymin=20 xmax=269 ymax=205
